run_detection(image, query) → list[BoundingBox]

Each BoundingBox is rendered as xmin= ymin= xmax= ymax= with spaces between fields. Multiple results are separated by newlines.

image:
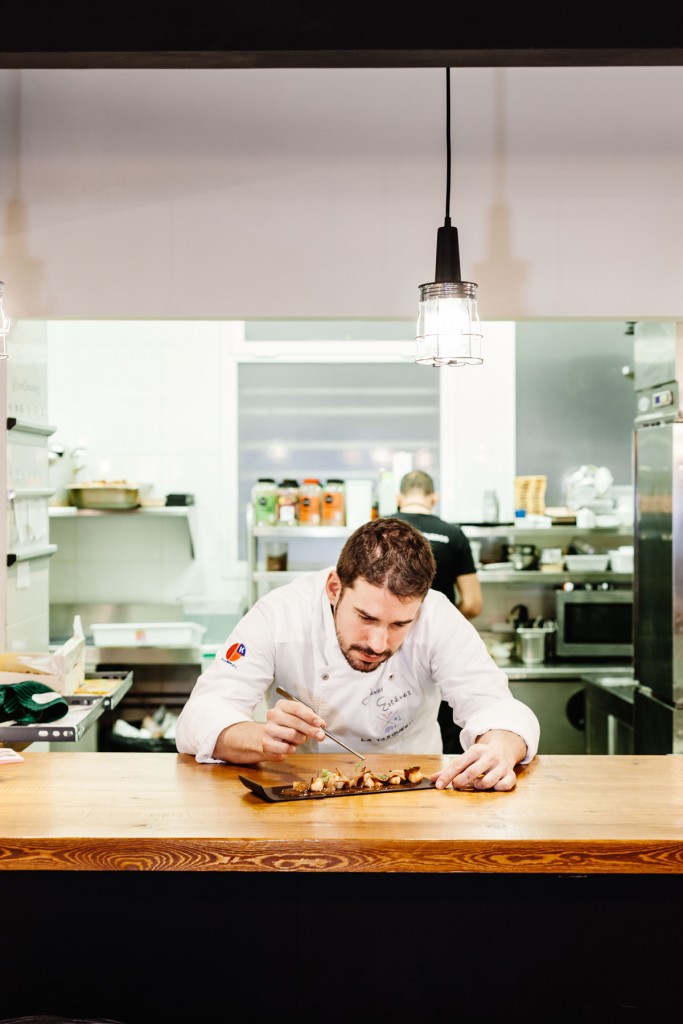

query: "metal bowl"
xmin=68 ymin=483 xmax=140 ymax=510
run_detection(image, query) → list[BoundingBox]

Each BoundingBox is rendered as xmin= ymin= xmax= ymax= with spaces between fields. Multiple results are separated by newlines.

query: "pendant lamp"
xmin=0 ymin=282 xmax=10 ymax=360
xmin=416 ymin=68 xmax=482 ymax=367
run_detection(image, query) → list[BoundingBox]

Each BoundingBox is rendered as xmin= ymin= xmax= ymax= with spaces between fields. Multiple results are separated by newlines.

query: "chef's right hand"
xmin=261 ymin=697 xmax=326 ymax=758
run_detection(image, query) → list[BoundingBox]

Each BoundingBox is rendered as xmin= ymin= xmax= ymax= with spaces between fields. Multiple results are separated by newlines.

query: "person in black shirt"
xmin=394 ymin=470 xmax=483 ymax=753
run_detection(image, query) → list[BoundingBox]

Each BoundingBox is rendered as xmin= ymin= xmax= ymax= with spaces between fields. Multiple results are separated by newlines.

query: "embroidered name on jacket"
xmin=362 ymin=684 xmax=413 ymax=736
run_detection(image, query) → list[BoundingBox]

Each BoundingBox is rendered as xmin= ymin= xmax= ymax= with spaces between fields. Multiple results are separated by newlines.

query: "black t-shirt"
xmin=392 ymin=512 xmax=476 ymax=605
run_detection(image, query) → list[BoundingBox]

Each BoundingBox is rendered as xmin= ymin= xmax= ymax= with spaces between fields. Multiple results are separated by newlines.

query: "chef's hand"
xmin=430 ymin=729 xmax=527 ymax=792
xmin=261 ymin=697 xmax=327 ymax=759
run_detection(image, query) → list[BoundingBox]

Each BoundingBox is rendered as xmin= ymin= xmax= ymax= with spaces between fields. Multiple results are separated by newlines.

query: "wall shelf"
xmin=252 ymin=524 xmax=353 ymax=540
xmin=49 ymin=505 xmax=196 ymax=557
xmin=479 ymin=570 xmax=632 ymax=585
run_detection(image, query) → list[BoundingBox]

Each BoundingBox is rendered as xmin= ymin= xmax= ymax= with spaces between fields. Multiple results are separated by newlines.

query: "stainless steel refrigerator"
xmin=633 ymin=324 xmax=683 ymax=753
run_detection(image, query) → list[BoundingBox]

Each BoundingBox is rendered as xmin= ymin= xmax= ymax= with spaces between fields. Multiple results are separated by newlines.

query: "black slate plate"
xmin=239 ymin=773 xmax=436 ymax=803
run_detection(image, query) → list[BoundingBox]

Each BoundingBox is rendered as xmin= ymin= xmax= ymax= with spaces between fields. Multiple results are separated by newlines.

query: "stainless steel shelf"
xmin=252 ymin=570 xmax=312 ymax=583
xmin=463 ymin=524 xmax=633 ymax=541
xmin=479 ymin=570 xmax=632 ymax=584
xmin=252 ymin=525 xmax=352 ymax=539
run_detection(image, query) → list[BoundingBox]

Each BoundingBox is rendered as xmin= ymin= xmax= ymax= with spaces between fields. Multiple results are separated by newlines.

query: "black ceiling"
xmin=3 ymin=1 xmax=683 ymax=68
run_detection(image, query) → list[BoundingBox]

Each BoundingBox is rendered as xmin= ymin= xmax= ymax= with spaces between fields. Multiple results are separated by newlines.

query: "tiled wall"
xmin=47 ymin=321 xmax=245 ymax=639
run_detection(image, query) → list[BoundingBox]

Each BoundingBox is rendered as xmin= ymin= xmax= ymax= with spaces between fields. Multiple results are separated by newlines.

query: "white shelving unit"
xmin=246 ymin=508 xmax=634 ymax=607
xmin=246 ymin=504 xmax=352 ymax=606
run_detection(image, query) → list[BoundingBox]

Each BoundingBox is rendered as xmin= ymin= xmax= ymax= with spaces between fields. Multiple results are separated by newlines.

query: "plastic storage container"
xmin=299 ymin=478 xmax=322 ymax=525
xmin=252 ymin=478 xmax=278 ymax=525
xmin=321 ymin=479 xmax=345 ymax=525
xmin=276 ymin=479 xmax=300 ymax=525
xmin=90 ymin=621 xmax=206 ymax=648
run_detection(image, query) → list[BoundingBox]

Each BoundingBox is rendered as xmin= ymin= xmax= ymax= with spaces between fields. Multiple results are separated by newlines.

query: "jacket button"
xmin=388 ymin=673 xmax=394 ymax=680
xmin=321 ymin=673 xmax=329 ymax=681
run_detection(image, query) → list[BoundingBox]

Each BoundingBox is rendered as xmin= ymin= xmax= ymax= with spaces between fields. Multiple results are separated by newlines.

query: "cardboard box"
xmin=0 ymin=634 xmax=86 ymax=695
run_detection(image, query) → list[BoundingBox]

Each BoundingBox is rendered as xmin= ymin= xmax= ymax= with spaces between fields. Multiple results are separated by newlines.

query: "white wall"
xmin=2 ymin=67 xmax=683 ymax=321
xmin=47 ymin=320 xmax=243 ymax=618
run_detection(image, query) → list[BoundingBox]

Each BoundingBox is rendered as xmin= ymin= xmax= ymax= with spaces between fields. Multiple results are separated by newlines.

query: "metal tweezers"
xmin=275 ymin=686 xmax=365 ymax=761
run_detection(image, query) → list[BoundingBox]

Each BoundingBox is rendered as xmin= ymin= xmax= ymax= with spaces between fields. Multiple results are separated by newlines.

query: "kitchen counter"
xmin=1 ymin=752 xmax=681 ymax=1021
xmin=0 ymin=750 xmax=677 ymax=874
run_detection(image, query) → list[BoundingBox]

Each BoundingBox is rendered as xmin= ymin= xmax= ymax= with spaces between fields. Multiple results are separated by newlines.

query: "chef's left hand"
xmin=430 ymin=729 xmax=527 ymax=792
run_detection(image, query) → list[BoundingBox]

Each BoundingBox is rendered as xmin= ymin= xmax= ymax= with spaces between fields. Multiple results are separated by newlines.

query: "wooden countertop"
xmin=2 ymin=752 xmax=683 ymax=874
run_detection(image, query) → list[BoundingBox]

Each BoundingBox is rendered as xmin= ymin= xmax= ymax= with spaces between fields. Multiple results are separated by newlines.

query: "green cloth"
xmin=0 ymin=681 xmax=69 ymax=725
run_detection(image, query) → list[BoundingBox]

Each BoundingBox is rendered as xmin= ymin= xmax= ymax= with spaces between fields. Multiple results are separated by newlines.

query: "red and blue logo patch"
xmin=222 ymin=641 xmax=246 ymax=667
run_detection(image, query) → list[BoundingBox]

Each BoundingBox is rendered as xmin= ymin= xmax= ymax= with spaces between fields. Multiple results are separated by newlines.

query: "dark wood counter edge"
xmin=2 ymin=837 xmax=683 ymax=873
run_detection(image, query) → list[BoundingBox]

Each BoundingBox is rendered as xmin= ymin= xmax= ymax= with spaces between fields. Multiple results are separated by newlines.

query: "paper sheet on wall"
xmin=16 ymin=562 xmax=31 ymax=589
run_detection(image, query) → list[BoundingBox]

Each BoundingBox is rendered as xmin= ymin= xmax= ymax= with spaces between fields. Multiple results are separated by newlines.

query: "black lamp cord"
xmin=445 ymin=66 xmax=451 ymax=226
xmin=433 ymin=65 xmax=461 ymax=283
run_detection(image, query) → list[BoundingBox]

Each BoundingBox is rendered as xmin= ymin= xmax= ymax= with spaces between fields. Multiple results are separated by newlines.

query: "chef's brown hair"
xmin=336 ymin=517 xmax=436 ymax=599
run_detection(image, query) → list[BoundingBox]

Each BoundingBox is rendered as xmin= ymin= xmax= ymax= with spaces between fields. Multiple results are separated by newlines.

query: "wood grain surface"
xmin=2 ymin=752 xmax=683 ymax=873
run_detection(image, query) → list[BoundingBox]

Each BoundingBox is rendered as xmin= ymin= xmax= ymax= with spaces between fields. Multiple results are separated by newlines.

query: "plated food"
xmin=238 ymin=764 xmax=434 ymax=803
xmin=291 ymin=764 xmax=425 ymax=796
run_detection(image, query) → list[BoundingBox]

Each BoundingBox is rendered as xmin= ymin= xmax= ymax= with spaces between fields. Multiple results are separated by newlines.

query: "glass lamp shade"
xmin=0 ymin=281 xmax=10 ymax=360
xmin=415 ymin=281 xmax=482 ymax=366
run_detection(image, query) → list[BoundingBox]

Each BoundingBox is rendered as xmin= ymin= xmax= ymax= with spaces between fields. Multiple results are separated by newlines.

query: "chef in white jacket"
xmin=176 ymin=517 xmax=540 ymax=791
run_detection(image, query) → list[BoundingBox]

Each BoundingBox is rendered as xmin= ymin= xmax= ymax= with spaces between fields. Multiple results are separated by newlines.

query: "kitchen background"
xmin=37 ymin=316 xmax=637 ymax=646
xmin=3 ymin=62 xmax=680 ymax=752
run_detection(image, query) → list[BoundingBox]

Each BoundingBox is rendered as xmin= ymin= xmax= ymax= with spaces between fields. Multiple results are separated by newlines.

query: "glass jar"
xmin=321 ymin=479 xmax=345 ymax=526
xmin=252 ymin=478 xmax=278 ymax=526
xmin=276 ymin=479 xmax=300 ymax=525
xmin=299 ymin=478 xmax=322 ymax=525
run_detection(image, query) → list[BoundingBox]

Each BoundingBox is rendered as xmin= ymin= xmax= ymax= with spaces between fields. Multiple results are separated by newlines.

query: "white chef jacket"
xmin=175 ymin=568 xmax=540 ymax=764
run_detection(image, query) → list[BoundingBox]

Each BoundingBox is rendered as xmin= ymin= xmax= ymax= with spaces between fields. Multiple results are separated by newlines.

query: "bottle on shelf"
xmin=252 ymin=478 xmax=278 ymax=526
xmin=299 ymin=478 xmax=322 ymax=525
xmin=321 ymin=479 xmax=345 ymax=526
xmin=276 ymin=479 xmax=300 ymax=525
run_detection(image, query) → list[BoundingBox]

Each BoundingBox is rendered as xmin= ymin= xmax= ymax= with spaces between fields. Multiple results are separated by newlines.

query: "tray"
xmin=239 ymin=774 xmax=436 ymax=803
xmin=0 ymin=671 xmax=133 ymax=742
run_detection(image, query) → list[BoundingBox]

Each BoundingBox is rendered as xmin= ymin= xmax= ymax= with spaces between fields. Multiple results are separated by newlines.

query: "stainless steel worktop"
xmin=498 ymin=659 xmax=634 ymax=681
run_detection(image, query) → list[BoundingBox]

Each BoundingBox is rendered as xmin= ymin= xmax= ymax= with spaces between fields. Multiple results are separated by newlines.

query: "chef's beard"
xmin=334 ymin=628 xmax=393 ymax=673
